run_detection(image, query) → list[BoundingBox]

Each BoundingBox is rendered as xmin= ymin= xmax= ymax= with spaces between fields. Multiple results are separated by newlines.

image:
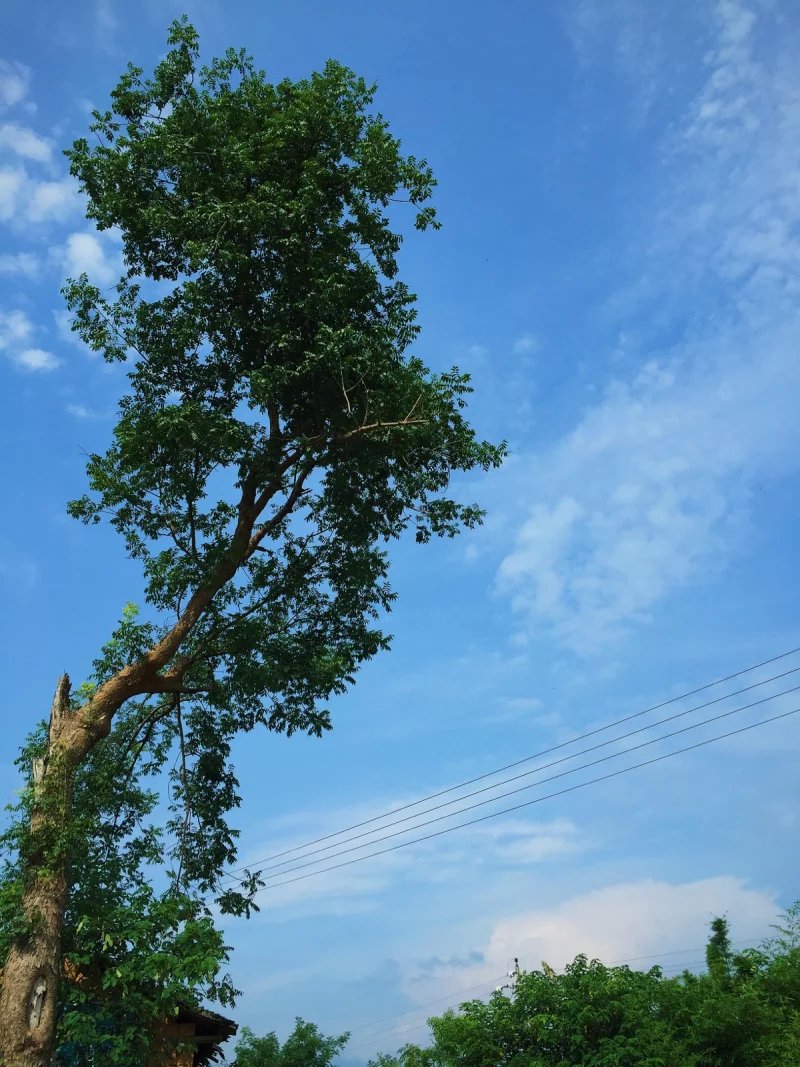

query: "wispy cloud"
xmin=0 ymin=554 xmax=38 ymax=589
xmin=0 ymin=251 xmax=40 ymax=278
xmin=0 ymin=168 xmax=80 ymax=226
xmin=404 ymin=876 xmax=780 ymax=1005
xmin=496 ymin=0 xmax=800 ymax=654
xmin=96 ymin=0 xmax=118 ymax=35
xmin=27 ymin=178 xmax=80 ymax=223
xmin=565 ymin=0 xmax=691 ymax=126
xmin=498 ymin=334 xmax=800 ymax=653
xmin=0 ymin=309 xmax=33 ymax=349
xmin=0 ymin=309 xmax=60 ymax=372
xmin=14 ymin=347 xmax=60 ymax=372
xmin=66 ymin=401 xmax=104 ymax=419
xmin=0 ymin=166 xmax=24 ymax=221
xmin=0 ymin=61 xmax=31 ymax=112
xmin=0 ymin=309 xmax=32 ymax=345
xmin=0 ymin=122 xmax=52 ymax=163
xmin=512 ymin=333 xmax=538 ymax=356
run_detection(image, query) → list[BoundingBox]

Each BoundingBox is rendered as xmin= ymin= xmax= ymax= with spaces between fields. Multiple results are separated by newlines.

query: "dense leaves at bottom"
xmin=366 ymin=909 xmax=800 ymax=1067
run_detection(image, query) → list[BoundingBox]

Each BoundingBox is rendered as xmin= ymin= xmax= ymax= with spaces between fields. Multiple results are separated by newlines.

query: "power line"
xmin=220 ymin=647 xmax=800 ymax=884
xmin=235 ymin=690 xmax=799 ymax=889
xmin=249 ymin=705 xmax=799 ymax=894
xmin=228 ymin=667 xmax=800 ymax=881
xmin=605 ymin=938 xmax=761 ymax=967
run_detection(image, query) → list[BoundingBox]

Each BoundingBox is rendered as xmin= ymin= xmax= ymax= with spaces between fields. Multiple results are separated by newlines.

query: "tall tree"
xmin=0 ymin=19 xmax=504 ymax=1066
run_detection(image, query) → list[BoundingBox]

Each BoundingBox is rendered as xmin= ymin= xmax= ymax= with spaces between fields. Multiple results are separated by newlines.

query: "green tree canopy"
xmin=233 ymin=1019 xmax=348 ymax=1067
xmin=372 ymin=909 xmax=800 ymax=1067
xmin=0 ymin=17 xmax=503 ymax=1066
xmin=58 ymin=15 xmax=503 ymax=901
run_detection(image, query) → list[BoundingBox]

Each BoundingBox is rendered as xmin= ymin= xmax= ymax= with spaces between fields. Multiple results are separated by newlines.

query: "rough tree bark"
xmin=0 ymin=676 xmax=73 ymax=1067
xmin=0 ymin=480 xmax=278 ymax=1066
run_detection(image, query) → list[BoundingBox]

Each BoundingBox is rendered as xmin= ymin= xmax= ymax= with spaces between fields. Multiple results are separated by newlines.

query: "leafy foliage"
xmin=1 ymin=14 xmax=504 ymax=1057
xmin=233 ymin=1019 xmax=349 ymax=1067
xmin=1 ymin=650 xmax=237 ymax=1061
xmin=56 ymin=13 xmax=503 ymax=912
xmin=371 ymin=910 xmax=800 ymax=1067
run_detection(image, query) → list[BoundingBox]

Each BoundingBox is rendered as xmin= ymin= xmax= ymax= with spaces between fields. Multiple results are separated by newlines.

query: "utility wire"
xmin=233 ymin=690 xmax=800 ymax=889
xmin=226 ymin=667 xmax=800 ymax=881
xmin=220 ymin=647 xmax=800 ymax=884
xmin=249 ymin=705 xmax=799 ymax=893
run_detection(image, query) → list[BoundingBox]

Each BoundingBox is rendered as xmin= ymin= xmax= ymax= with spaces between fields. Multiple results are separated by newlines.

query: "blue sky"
xmin=1 ymin=0 xmax=800 ymax=1062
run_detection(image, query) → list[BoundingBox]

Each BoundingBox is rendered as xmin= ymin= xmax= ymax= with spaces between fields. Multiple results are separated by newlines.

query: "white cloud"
xmin=0 ymin=310 xmax=60 ymax=371
xmin=0 ymin=251 xmax=39 ymax=277
xmin=0 ymin=61 xmax=30 ymax=112
xmin=497 ymin=330 xmax=800 ymax=653
xmin=60 ymin=230 xmax=118 ymax=285
xmin=498 ymin=1 xmax=800 ymax=654
xmin=565 ymin=0 xmax=689 ymax=126
xmin=14 ymin=347 xmax=60 ymax=372
xmin=27 ymin=178 xmax=80 ymax=223
xmin=0 ymin=170 xmax=80 ymax=226
xmin=468 ymin=818 xmax=582 ymax=865
xmin=0 ymin=165 xmax=24 ymax=221
xmin=406 ymin=876 xmax=780 ymax=1005
xmin=512 ymin=333 xmax=538 ymax=355
xmin=487 ymin=696 xmax=554 ymax=728
xmin=0 ymin=122 xmax=51 ymax=162
xmin=66 ymin=402 xmax=102 ymax=419
xmin=53 ymin=308 xmax=90 ymax=352
xmin=0 ymin=309 xmax=33 ymax=349
xmin=682 ymin=0 xmax=758 ymax=152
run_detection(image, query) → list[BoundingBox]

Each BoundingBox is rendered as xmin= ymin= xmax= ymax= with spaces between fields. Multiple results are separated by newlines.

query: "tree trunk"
xmin=0 ymin=676 xmax=72 ymax=1067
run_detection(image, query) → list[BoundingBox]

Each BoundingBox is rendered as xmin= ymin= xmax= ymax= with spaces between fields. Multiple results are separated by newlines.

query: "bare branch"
xmin=342 ymin=415 xmax=426 ymax=440
xmin=341 ymin=369 xmax=352 ymax=414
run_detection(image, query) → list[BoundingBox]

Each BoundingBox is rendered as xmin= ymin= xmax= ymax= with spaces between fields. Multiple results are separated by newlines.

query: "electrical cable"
xmin=233 ymin=691 xmax=800 ymax=889
xmin=250 ymin=705 xmax=799 ymax=893
xmin=219 ymin=646 xmax=800 ymax=884
xmin=225 ymin=667 xmax=800 ymax=881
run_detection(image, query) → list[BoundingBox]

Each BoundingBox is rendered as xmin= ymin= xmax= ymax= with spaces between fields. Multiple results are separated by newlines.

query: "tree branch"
xmin=172 ymin=697 xmax=192 ymax=893
xmin=246 ymin=460 xmax=316 ymax=559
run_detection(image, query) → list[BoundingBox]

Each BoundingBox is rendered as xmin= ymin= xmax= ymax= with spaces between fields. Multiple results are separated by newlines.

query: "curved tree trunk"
xmin=0 ymin=488 xmax=263 ymax=1066
xmin=0 ymin=677 xmax=72 ymax=1067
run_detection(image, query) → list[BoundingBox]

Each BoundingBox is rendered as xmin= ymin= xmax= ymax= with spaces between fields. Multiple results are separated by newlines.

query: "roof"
xmin=174 ymin=1005 xmax=238 ymax=1066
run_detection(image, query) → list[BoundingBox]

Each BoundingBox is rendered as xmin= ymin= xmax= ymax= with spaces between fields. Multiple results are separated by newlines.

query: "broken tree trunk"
xmin=0 ymin=676 xmax=73 ymax=1067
